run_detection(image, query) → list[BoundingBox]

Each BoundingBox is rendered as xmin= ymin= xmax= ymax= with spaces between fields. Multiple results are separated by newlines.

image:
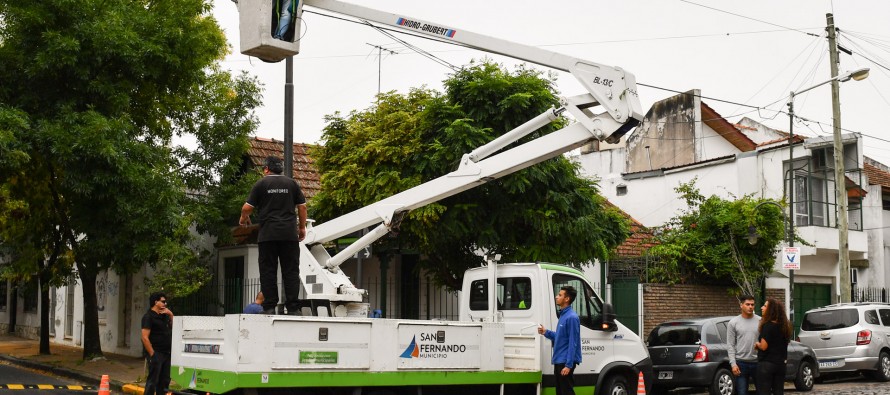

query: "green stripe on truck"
xmin=172 ymin=367 xmax=542 ymax=393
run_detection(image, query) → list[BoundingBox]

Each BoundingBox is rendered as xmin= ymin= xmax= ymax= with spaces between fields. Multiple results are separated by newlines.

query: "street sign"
xmin=783 ymin=247 xmax=800 ymax=270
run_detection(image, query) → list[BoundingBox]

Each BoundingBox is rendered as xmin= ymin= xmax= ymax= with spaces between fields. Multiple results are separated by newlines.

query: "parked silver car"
xmin=797 ymin=302 xmax=890 ymax=381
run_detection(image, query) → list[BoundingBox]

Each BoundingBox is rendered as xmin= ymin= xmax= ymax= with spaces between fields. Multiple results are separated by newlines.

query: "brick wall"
xmin=641 ymin=284 xmax=783 ymax=336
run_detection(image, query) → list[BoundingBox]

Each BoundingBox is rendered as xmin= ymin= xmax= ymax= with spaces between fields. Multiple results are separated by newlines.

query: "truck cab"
xmin=460 ymin=263 xmax=653 ymax=395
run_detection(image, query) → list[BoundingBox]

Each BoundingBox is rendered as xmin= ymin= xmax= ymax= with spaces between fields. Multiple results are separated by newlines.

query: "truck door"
xmin=547 ymin=273 xmax=614 ymax=390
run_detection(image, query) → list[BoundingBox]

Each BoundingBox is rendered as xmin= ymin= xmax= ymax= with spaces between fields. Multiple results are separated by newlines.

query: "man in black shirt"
xmin=240 ymin=156 xmax=308 ymax=314
xmin=141 ymin=292 xmax=173 ymax=395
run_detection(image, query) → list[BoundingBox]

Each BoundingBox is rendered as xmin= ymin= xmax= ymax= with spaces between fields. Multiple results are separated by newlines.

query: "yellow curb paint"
xmin=123 ymin=384 xmax=145 ymax=395
xmin=68 ymin=386 xmax=84 ymax=390
xmin=8 ymin=385 xmax=24 ymax=389
xmin=38 ymin=385 xmax=55 ymax=389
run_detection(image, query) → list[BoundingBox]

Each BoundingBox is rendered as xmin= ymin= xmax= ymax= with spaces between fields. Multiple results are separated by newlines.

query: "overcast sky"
xmin=212 ymin=0 xmax=890 ymax=163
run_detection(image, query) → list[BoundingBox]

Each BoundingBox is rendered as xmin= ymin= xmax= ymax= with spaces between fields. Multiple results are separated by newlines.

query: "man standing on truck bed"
xmin=539 ymin=285 xmax=582 ymax=395
xmin=728 ymin=295 xmax=760 ymax=395
xmin=240 ymin=156 xmax=307 ymax=315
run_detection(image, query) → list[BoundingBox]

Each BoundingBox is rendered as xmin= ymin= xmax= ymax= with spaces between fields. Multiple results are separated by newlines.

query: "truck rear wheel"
xmin=602 ymin=374 xmax=630 ymax=395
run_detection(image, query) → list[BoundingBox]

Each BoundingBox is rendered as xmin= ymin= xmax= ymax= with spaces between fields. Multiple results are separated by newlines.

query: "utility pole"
xmin=284 ymin=56 xmax=294 ymax=178
xmin=366 ymin=43 xmax=398 ymax=98
xmin=826 ymin=13 xmax=852 ymax=303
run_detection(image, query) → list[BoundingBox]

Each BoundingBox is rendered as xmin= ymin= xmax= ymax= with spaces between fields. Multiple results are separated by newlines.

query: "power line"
xmin=678 ymin=0 xmax=821 ymax=37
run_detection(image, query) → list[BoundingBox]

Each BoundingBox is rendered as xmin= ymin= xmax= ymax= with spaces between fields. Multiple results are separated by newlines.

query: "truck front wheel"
xmin=602 ymin=374 xmax=630 ymax=395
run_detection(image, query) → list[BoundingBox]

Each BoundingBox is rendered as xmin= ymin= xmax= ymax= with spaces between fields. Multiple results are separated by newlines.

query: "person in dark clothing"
xmin=538 ymin=286 xmax=581 ymax=395
xmin=141 ymin=292 xmax=173 ymax=395
xmin=754 ymin=298 xmax=792 ymax=395
xmin=240 ymin=156 xmax=307 ymax=314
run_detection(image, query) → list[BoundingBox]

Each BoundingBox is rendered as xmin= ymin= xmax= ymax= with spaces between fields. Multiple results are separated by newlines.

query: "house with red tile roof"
xmin=578 ymin=89 xmax=888 ymax=328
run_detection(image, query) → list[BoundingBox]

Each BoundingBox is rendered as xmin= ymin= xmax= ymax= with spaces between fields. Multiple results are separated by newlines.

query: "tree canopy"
xmin=0 ymin=0 xmax=261 ymax=358
xmin=647 ymin=179 xmax=788 ymax=296
xmin=311 ymin=61 xmax=631 ymax=288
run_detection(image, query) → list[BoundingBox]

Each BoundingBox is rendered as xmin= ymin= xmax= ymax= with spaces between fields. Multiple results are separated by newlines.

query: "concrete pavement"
xmin=0 ymin=334 xmax=148 ymax=395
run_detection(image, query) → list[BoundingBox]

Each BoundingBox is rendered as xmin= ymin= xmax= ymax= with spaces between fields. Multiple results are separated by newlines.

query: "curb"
xmin=122 ymin=384 xmax=145 ymax=395
xmin=0 ymin=353 xmax=130 ymax=393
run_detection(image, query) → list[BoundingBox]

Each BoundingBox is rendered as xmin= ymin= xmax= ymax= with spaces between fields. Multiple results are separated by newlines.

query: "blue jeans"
xmin=735 ymin=360 xmax=757 ymax=395
xmin=273 ymin=0 xmax=294 ymax=39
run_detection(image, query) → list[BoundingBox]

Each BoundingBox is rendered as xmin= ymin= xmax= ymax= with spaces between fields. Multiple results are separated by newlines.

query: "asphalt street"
xmin=0 ymin=362 xmax=95 ymax=395
xmin=668 ymin=374 xmax=890 ymax=395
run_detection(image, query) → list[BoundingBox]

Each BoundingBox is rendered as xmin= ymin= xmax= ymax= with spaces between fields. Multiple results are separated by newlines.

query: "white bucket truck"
xmin=172 ymin=1 xmax=652 ymax=393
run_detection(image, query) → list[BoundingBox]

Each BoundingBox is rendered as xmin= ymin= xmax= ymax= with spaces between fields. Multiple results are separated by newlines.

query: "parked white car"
xmin=797 ymin=302 xmax=890 ymax=381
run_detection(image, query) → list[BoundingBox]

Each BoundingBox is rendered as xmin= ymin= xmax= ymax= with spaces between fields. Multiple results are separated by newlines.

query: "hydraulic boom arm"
xmin=240 ymin=0 xmax=643 ymax=305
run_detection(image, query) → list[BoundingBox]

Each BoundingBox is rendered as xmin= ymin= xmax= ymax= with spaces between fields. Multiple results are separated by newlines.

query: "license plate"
xmin=819 ymin=360 xmax=842 ymax=368
xmin=658 ymin=371 xmax=673 ymax=380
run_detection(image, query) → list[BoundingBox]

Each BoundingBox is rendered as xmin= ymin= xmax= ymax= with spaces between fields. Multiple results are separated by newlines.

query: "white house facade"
xmin=577 ymin=89 xmax=889 ymax=325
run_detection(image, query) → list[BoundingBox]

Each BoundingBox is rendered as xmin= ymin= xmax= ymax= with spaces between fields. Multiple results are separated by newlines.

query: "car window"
xmin=553 ymin=273 xmax=603 ymax=330
xmin=715 ymin=321 xmax=728 ymax=342
xmin=647 ymin=325 xmax=701 ymax=346
xmin=468 ymin=277 xmax=532 ymax=311
xmin=879 ymin=309 xmax=890 ymax=327
xmin=801 ymin=308 xmax=859 ymax=330
xmin=865 ymin=310 xmax=880 ymax=325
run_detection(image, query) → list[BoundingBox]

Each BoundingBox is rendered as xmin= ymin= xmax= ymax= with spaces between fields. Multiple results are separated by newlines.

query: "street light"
xmin=787 ymin=67 xmax=869 ymax=309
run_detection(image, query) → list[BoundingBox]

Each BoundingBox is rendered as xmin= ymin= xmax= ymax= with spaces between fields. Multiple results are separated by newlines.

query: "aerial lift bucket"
xmin=238 ymin=0 xmax=304 ymax=62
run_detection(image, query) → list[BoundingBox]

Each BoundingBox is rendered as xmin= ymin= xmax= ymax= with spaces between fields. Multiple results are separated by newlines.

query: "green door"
xmin=611 ymin=278 xmax=640 ymax=335
xmin=793 ymin=284 xmax=831 ymax=335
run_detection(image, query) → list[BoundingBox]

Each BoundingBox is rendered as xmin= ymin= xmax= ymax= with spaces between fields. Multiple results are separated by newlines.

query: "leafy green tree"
xmin=312 ymin=61 xmax=630 ymax=289
xmin=0 ymin=0 xmax=261 ymax=358
xmin=647 ymin=179 xmax=788 ymax=296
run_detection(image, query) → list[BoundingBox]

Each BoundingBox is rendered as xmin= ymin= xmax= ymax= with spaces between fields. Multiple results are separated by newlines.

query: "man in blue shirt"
xmin=538 ymin=286 xmax=582 ymax=395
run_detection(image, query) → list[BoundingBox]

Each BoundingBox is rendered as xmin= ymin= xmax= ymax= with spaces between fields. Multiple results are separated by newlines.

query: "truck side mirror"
xmin=600 ymin=303 xmax=618 ymax=332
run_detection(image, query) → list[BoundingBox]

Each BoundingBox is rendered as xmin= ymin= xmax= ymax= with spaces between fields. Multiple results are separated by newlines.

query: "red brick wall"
xmin=640 ymin=284 xmax=783 ymax=336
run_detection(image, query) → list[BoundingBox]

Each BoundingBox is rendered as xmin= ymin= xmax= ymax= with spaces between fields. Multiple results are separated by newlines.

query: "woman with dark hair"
xmin=754 ymin=298 xmax=793 ymax=395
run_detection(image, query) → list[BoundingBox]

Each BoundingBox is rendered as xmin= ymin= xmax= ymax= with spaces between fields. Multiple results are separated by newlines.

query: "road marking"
xmin=0 ymin=384 xmax=96 ymax=390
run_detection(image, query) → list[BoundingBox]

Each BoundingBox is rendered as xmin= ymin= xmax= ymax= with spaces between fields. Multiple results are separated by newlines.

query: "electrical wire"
xmin=726 ymin=32 xmax=825 ymax=119
xmin=677 ymin=0 xmax=821 ymax=37
xmin=295 ymin=7 xmax=890 ymax=161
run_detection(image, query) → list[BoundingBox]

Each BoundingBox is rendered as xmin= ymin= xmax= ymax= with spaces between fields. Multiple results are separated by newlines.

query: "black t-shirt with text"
xmin=246 ymin=174 xmax=306 ymax=242
xmin=757 ymin=321 xmax=789 ymax=363
xmin=141 ymin=309 xmax=172 ymax=356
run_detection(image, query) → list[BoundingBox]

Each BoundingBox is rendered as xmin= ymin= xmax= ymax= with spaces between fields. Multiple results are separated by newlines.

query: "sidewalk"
xmin=0 ymin=334 xmax=147 ymax=395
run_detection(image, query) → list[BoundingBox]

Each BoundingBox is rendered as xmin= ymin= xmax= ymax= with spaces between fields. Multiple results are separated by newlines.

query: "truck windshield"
xmin=468 ymin=277 xmax=532 ymax=311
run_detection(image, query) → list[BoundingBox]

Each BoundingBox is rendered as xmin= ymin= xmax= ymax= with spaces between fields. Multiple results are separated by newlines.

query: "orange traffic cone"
xmin=98 ymin=375 xmax=110 ymax=395
xmin=636 ymin=371 xmax=646 ymax=395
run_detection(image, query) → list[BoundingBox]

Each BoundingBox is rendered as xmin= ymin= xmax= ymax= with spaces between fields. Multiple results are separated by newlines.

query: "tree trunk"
xmin=39 ymin=270 xmax=51 ymax=355
xmin=7 ymin=286 xmax=17 ymax=334
xmin=77 ymin=263 xmax=103 ymax=360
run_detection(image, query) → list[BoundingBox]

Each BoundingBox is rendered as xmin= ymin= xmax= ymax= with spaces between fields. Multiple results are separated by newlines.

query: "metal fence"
xmin=852 ymin=286 xmax=888 ymax=303
xmin=359 ymin=277 xmax=460 ymax=321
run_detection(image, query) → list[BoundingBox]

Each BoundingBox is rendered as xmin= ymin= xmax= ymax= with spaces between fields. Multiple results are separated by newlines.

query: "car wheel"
xmin=875 ymin=351 xmax=890 ymax=382
xmin=794 ymin=360 xmax=815 ymax=391
xmin=708 ymin=368 xmax=734 ymax=395
xmin=602 ymin=374 xmax=630 ymax=395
